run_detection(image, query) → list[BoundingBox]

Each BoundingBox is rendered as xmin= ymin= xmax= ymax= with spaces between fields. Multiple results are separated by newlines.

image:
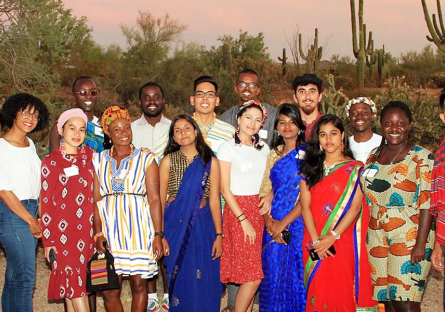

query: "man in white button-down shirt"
xmin=131 ymin=82 xmax=171 ymax=150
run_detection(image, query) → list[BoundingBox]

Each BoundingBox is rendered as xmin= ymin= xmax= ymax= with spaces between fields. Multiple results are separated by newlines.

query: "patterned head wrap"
xmin=345 ymin=97 xmax=377 ymax=117
xmin=100 ymin=106 xmax=131 ymax=135
xmin=236 ymin=99 xmax=268 ymax=126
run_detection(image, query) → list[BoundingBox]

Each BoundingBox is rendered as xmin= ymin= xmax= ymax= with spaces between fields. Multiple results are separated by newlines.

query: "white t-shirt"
xmin=0 ymin=138 xmax=41 ymax=200
xmin=217 ymin=139 xmax=270 ymax=196
xmin=348 ymin=133 xmax=383 ymax=163
xmin=131 ymin=114 xmax=171 ymax=150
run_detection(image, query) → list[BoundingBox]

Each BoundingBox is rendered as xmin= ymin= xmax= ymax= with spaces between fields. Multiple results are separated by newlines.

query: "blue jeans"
xmin=0 ymin=199 xmax=38 ymax=312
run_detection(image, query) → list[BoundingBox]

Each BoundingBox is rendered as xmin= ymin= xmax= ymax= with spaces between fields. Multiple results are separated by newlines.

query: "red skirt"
xmin=221 ymin=195 xmax=264 ymax=284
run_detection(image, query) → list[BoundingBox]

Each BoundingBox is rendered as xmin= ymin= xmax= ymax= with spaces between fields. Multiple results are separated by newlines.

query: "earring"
xmin=341 ymin=143 xmax=344 ymax=153
xmin=319 ymin=144 xmax=323 ymax=152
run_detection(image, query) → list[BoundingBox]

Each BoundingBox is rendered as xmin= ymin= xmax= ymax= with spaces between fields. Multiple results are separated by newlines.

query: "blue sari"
xmin=259 ymin=147 xmax=306 ymax=312
xmin=163 ymin=157 xmax=222 ymax=311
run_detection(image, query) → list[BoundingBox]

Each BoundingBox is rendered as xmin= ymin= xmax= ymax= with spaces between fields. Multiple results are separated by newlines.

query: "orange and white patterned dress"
xmin=362 ymin=145 xmax=435 ymax=302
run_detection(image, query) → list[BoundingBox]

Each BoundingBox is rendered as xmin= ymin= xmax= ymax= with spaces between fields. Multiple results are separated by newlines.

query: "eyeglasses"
xmin=195 ymin=91 xmax=216 ymax=99
xmin=237 ymin=81 xmax=258 ymax=88
xmin=20 ymin=110 xmax=40 ymax=121
xmin=74 ymin=90 xmax=98 ymax=96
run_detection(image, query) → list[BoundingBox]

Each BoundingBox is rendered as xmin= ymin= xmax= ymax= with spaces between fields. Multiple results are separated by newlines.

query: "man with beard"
xmin=49 ymin=76 xmax=104 ymax=153
xmin=220 ymin=69 xmax=278 ymax=146
xmin=292 ymin=74 xmax=323 ymax=142
xmin=131 ymin=82 xmax=171 ymax=150
xmin=345 ymin=97 xmax=382 ymax=163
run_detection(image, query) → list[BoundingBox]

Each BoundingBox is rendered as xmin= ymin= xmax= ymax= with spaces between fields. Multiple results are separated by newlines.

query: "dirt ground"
xmin=0 ymin=245 xmax=442 ymax=312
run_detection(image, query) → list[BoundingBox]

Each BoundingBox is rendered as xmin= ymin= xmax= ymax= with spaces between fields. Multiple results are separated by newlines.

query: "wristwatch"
xmin=331 ymin=230 xmax=340 ymax=240
xmin=154 ymin=231 xmax=165 ymax=238
xmin=216 ymin=233 xmax=225 ymax=238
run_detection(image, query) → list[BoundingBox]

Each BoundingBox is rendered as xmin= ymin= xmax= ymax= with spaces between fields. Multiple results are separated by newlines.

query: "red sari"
xmin=302 ymin=161 xmax=377 ymax=311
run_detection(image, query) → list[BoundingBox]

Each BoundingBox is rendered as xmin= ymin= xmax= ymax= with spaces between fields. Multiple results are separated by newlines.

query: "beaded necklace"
xmin=108 ymin=144 xmax=134 ymax=184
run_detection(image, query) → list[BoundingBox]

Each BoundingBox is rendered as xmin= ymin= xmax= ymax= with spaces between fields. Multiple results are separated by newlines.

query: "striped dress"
xmin=92 ymin=149 xmax=158 ymax=279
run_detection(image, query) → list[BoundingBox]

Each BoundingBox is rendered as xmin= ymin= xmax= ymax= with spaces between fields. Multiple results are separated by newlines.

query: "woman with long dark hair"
xmin=218 ymin=100 xmax=270 ymax=312
xmin=0 ymin=93 xmax=49 ymax=312
xmin=160 ymin=114 xmax=223 ymax=311
xmin=300 ymin=114 xmax=376 ymax=311
xmin=362 ymin=101 xmax=434 ymax=312
xmin=258 ymin=104 xmax=307 ymax=312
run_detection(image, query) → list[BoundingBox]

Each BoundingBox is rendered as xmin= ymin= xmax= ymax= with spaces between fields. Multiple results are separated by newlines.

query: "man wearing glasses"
xmin=131 ymin=82 xmax=171 ymax=150
xmin=49 ymin=76 xmax=104 ymax=153
xmin=220 ymin=68 xmax=278 ymax=146
xmin=152 ymin=76 xmax=235 ymax=160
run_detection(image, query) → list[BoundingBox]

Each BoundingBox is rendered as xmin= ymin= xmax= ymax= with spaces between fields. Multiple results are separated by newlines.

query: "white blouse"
xmin=217 ymin=139 xmax=270 ymax=196
xmin=0 ymin=138 xmax=41 ymax=200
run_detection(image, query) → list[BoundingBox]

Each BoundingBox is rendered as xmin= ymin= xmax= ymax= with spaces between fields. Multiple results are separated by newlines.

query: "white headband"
xmin=345 ymin=97 xmax=377 ymax=117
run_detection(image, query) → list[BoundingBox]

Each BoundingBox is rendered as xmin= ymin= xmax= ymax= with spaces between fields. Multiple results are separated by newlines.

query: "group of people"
xmin=0 ymin=69 xmax=442 ymax=312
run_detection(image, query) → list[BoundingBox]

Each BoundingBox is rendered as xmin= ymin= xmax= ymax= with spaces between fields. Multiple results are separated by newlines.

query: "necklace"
xmin=323 ymin=160 xmax=338 ymax=176
xmin=387 ymin=142 xmax=407 ymax=164
xmin=108 ymin=144 xmax=134 ymax=184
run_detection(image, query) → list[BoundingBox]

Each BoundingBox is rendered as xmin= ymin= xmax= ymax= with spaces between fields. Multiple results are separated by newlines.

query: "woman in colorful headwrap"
xmin=300 ymin=114 xmax=376 ymax=311
xmin=218 ymin=100 xmax=270 ymax=312
xmin=92 ymin=106 xmax=163 ymax=312
xmin=362 ymin=101 xmax=434 ymax=311
xmin=40 ymin=108 xmax=94 ymax=312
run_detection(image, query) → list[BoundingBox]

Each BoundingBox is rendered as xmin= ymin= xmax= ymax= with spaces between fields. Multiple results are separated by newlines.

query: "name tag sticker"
xmin=94 ymin=126 xmax=104 ymax=137
xmin=363 ymin=168 xmax=378 ymax=177
xmin=259 ymin=129 xmax=268 ymax=139
xmin=64 ymin=165 xmax=79 ymax=177
xmin=240 ymin=162 xmax=253 ymax=172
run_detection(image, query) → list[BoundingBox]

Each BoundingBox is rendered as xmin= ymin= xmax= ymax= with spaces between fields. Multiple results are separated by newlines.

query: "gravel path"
xmin=0 ymin=245 xmax=442 ymax=312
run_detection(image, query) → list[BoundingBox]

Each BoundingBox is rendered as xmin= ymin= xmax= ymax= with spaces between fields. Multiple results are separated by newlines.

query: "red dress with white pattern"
xmin=40 ymin=147 xmax=95 ymax=300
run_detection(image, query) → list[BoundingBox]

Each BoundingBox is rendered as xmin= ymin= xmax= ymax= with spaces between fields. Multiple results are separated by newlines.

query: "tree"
xmin=119 ymin=10 xmax=187 ymax=89
xmin=0 ymin=0 xmax=92 ymax=96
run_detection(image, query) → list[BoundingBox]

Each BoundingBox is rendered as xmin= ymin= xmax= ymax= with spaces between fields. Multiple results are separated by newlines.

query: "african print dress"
xmin=40 ymin=147 xmax=95 ymax=300
xmin=92 ymin=149 xmax=158 ymax=279
xmin=362 ymin=145 xmax=435 ymax=302
xmin=302 ymin=161 xmax=376 ymax=311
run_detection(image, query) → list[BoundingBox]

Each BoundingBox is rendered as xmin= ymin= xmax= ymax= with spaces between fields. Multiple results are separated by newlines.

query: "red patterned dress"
xmin=40 ymin=147 xmax=95 ymax=300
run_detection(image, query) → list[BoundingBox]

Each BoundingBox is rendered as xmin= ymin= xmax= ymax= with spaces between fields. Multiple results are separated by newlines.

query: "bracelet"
xmin=236 ymin=213 xmax=245 ymax=220
xmin=216 ymin=233 xmax=224 ymax=238
xmin=154 ymin=231 xmax=165 ymax=238
xmin=238 ymin=216 xmax=247 ymax=222
xmin=93 ymin=232 xmax=104 ymax=242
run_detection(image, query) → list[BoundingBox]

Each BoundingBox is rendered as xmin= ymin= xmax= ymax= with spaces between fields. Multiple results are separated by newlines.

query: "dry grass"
xmin=0 ymin=245 xmax=441 ymax=312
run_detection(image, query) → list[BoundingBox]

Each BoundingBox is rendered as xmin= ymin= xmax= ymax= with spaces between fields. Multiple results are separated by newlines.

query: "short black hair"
xmin=237 ymin=68 xmax=260 ymax=81
xmin=292 ymin=73 xmax=323 ymax=93
xmin=440 ymin=89 xmax=445 ymax=111
xmin=193 ymin=76 xmax=218 ymax=93
xmin=380 ymin=101 xmax=413 ymax=124
xmin=72 ymin=76 xmax=95 ymax=93
xmin=0 ymin=93 xmax=49 ymax=132
xmin=139 ymin=82 xmax=165 ymax=101
xmin=164 ymin=114 xmax=214 ymax=164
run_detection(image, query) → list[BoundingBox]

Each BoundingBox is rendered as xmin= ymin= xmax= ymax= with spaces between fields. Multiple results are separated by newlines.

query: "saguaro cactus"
xmin=222 ymin=42 xmax=232 ymax=73
xmin=365 ymin=39 xmax=376 ymax=79
xmin=299 ymin=28 xmax=323 ymax=74
xmin=350 ymin=0 xmax=373 ymax=92
xmin=377 ymin=45 xmax=388 ymax=88
xmin=278 ymin=48 xmax=288 ymax=76
xmin=422 ymin=0 xmax=445 ymax=55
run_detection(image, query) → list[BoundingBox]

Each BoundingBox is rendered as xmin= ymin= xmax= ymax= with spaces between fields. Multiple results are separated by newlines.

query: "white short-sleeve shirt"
xmin=0 ymin=138 xmax=41 ymax=200
xmin=348 ymin=133 xmax=383 ymax=163
xmin=217 ymin=139 xmax=270 ymax=196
